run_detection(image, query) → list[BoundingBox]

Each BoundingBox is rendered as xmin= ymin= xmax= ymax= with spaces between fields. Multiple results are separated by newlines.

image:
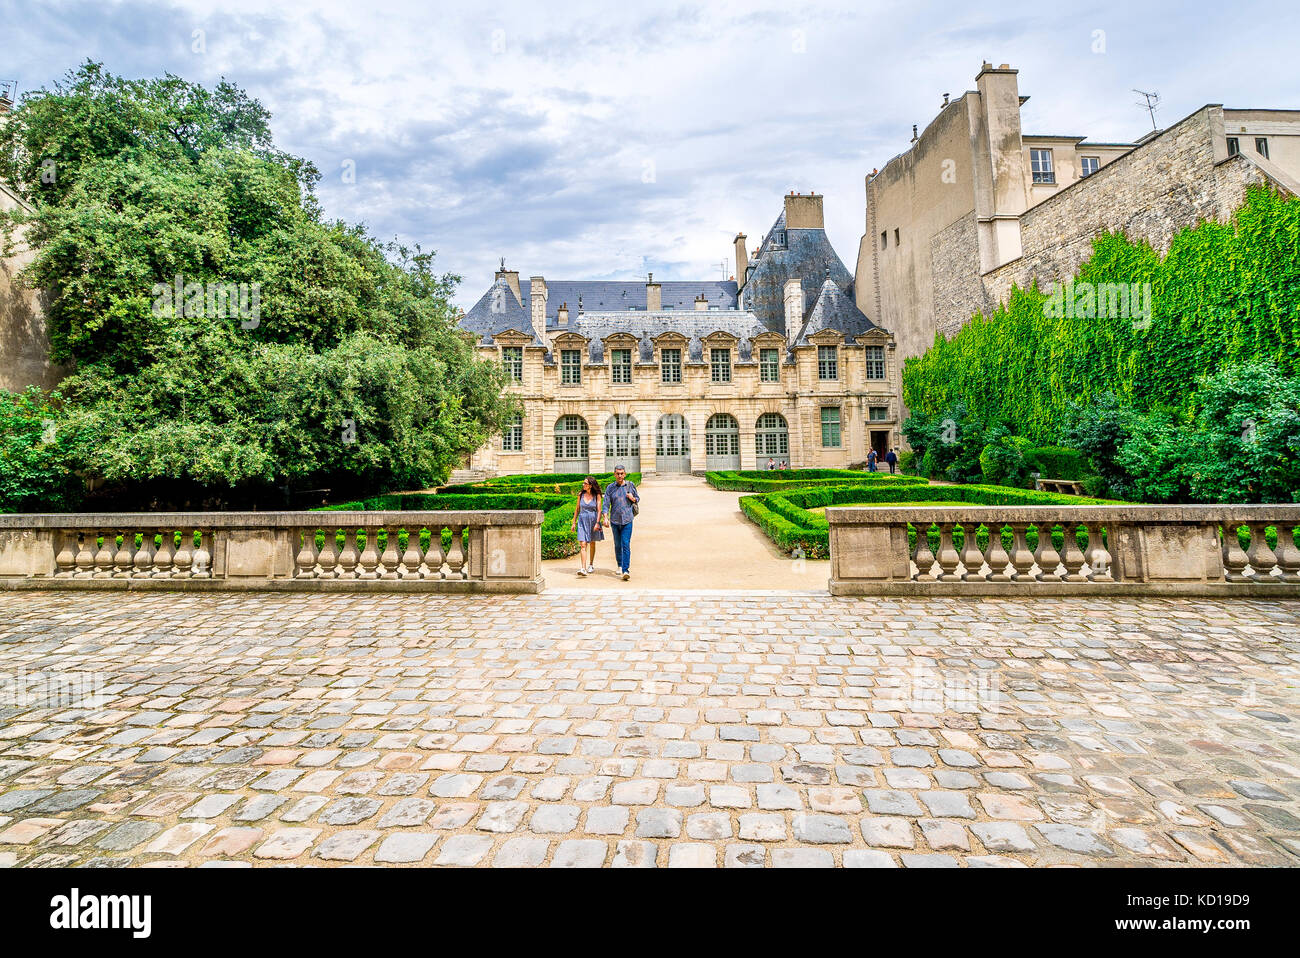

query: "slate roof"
xmin=459 ymin=276 xmax=541 ymax=346
xmin=740 ymin=210 xmax=862 ymax=334
xmin=522 ymin=280 xmax=738 ymax=319
xmin=796 ymin=277 xmax=877 ymax=345
xmin=559 ymin=311 xmax=770 ymax=364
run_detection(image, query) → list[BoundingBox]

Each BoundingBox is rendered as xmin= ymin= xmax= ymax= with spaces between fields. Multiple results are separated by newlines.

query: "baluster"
xmin=1245 ymin=522 xmax=1279 ymax=582
xmin=132 ymin=530 xmax=157 ymax=577
xmin=1085 ymin=523 xmax=1113 ymax=582
xmin=113 ymin=529 xmax=135 ymax=578
xmin=1008 ymin=523 xmax=1035 ymax=581
xmin=358 ymin=526 xmax=381 ymax=579
xmin=92 ymin=529 xmax=115 ymax=577
xmin=1033 ymin=521 xmax=1063 ymax=582
xmin=152 ymin=528 xmax=175 ymax=578
xmin=959 ymin=522 xmax=986 ymax=581
xmin=191 ymin=530 xmax=212 ymax=579
xmin=985 ymin=522 xmax=1012 ymax=582
xmin=1273 ymin=522 xmax=1300 ymax=583
xmin=1060 ymin=522 xmax=1088 ymax=582
xmin=55 ymin=531 xmax=78 ymax=577
xmin=295 ymin=527 xmax=320 ymax=579
xmin=74 ymin=529 xmax=96 ymax=577
xmin=173 ymin=529 xmax=194 ymax=578
xmin=337 ymin=529 xmax=360 ymax=579
xmin=424 ymin=525 xmax=446 ymax=579
xmin=935 ymin=524 xmax=961 ymax=581
xmin=399 ymin=526 xmax=423 ymax=579
xmin=911 ymin=523 xmax=937 ymax=581
xmin=379 ymin=526 xmax=401 ymax=580
xmin=318 ymin=528 xmax=340 ymax=578
xmin=1221 ymin=523 xmax=1250 ymax=583
xmin=446 ymin=525 xmax=467 ymax=579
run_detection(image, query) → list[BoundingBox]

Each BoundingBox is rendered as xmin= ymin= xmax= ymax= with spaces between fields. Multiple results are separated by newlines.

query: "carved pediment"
xmin=491 ymin=329 xmax=534 ymax=346
xmin=855 ymin=327 xmax=893 ymax=346
xmin=750 ymin=331 xmax=786 ymax=347
xmin=701 ymin=330 xmax=739 ymax=347
xmin=807 ymin=329 xmax=845 ymax=346
xmin=651 ymin=331 xmax=689 ymax=347
xmin=601 ymin=332 xmax=640 ymax=349
xmin=551 ymin=331 xmax=589 ymax=349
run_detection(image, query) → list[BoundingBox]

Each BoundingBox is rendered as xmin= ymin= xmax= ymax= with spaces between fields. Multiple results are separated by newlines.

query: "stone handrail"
xmin=826 ymin=504 xmax=1300 ymax=596
xmin=0 ymin=511 xmax=545 ymax=593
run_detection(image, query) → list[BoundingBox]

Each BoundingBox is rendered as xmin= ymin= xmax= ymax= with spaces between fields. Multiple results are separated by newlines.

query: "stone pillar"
xmin=529 ymin=276 xmax=548 ymax=347
xmin=646 ymin=274 xmax=661 ymax=312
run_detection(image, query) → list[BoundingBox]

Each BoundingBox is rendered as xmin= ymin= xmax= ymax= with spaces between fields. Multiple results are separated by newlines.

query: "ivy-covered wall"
xmin=902 ymin=186 xmax=1300 ymax=442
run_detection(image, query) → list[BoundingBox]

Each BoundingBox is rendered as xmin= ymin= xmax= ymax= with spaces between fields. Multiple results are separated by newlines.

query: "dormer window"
xmin=769 ymin=230 xmax=786 ymax=249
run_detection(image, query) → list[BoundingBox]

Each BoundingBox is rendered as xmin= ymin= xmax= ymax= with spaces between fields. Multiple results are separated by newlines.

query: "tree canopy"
xmin=0 ymin=61 xmax=511 ymax=509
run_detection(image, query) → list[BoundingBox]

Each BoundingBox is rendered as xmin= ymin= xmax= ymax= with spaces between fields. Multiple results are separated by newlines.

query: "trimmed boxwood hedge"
xmin=314 ymin=491 xmax=582 ymax=559
xmin=442 ymin=472 xmax=642 ymax=497
xmin=1026 ymin=446 xmax=1088 ymax=481
xmin=707 ymin=469 xmax=929 ymax=492
xmin=740 ymin=482 xmax=1126 ymax=558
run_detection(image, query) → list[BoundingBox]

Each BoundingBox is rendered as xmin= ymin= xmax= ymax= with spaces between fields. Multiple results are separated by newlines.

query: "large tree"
xmin=0 ymin=62 xmax=510 ymax=507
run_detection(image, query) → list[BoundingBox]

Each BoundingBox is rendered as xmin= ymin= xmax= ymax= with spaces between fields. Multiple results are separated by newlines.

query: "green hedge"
xmin=444 ymin=472 xmax=642 ymax=497
xmin=707 ymin=469 xmax=929 ymax=492
xmin=740 ymin=482 xmax=1125 ymax=558
xmin=1027 ymin=446 xmax=1088 ymax=481
xmin=314 ymin=490 xmax=581 ymax=559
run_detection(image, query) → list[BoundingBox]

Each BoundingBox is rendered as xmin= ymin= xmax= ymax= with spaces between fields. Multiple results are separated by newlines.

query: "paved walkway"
xmin=542 ymin=473 xmax=823 ymax=590
xmin=1 ymin=590 xmax=1298 ymax=868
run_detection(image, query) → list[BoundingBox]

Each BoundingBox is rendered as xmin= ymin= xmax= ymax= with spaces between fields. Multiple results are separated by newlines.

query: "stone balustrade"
xmin=0 ymin=511 xmax=545 ymax=593
xmin=826 ymin=505 xmax=1300 ymax=596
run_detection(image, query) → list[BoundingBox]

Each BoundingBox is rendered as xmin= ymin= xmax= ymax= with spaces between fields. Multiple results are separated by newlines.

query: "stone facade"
xmin=461 ymin=194 xmax=901 ymax=476
xmin=0 ymin=181 xmax=63 ymax=392
xmin=854 ymin=61 xmax=1300 ymax=427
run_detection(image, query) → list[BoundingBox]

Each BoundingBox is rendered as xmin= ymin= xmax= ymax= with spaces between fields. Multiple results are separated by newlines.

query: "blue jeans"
xmin=868 ymin=461 xmax=877 ymax=472
xmin=611 ymin=521 xmax=633 ymax=573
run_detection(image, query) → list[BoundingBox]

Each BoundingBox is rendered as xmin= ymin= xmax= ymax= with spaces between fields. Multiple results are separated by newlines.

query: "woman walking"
xmin=570 ymin=475 xmax=604 ymax=576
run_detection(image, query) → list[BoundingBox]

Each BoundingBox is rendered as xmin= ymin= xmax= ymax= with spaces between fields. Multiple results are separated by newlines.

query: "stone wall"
xmin=983 ymin=106 xmax=1279 ymax=307
xmin=929 ymin=211 xmax=987 ymax=341
xmin=0 ymin=183 xmax=64 ymax=392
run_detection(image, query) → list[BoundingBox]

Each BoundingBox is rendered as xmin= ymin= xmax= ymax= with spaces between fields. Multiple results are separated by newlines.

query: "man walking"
xmin=601 ymin=465 xmax=640 ymax=581
xmin=867 ymin=448 xmax=878 ymax=472
xmin=885 ymin=448 xmax=898 ymax=474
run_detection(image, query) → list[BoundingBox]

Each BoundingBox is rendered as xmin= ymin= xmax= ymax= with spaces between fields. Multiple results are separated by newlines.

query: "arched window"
xmin=756 ymin=413 xmax=789 ymax=457
xmin=705 ymin=413 xmax=740 ymax=469
xmin=655 ymin=414 xmax=690 ymax=473
xmin=604 ymin=414 xmax=640 ymax=472
xmin=554 ymin=415 xmax=589 ymax=473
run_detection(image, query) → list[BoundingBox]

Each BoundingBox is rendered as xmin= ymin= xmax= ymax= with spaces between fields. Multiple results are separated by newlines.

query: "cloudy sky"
xmin=4 ymin=0 xmax=1298 ymax=307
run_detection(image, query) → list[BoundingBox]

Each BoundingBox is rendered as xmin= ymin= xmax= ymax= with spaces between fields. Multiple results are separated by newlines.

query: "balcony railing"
xmin=0 ymin=511 xmax=545 ymax=593
xmin=826 ymin=505 xmax=1300 ymax=596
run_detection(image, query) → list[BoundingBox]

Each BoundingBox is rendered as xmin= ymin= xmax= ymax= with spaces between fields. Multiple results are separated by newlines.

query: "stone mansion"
xmin=459 ymin=192 xmax=898 ymax=475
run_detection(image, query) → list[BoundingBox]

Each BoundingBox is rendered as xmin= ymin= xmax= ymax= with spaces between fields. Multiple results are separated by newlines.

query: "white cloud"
xmin=6 ymin=0 xmax=1299 ymax=307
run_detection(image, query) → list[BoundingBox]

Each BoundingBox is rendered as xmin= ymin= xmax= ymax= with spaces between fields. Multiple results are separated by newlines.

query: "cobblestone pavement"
xmin=1 ymin=591 xmax=1298 ymax=868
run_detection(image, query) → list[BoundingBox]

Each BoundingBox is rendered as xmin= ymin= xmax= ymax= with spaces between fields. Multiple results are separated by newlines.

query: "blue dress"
xmin=575 ymin=493 xmax=604 ymax=542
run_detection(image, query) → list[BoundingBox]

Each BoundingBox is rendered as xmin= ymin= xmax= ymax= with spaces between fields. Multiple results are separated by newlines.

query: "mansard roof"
xmin=796 ymin=277 xmax=877 ymax=345
xmin=565 ymin=311 xmax=768 ymax=364
xmin=522 ymin=279 xmax=737 ymax=320
xmin=460 ymin=276 xmax=541 ymax=346
xmin=741 ymin=209 xmax=858 ymax=335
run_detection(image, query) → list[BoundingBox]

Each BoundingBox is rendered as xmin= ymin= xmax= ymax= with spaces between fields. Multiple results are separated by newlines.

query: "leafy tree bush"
xmin=0 ymin=387 xmax=83 ymax=512
xmin=0 ymin=63 xmax=512 ymax=507
xmin=979 ymin=432 xmax=1034 ymax=488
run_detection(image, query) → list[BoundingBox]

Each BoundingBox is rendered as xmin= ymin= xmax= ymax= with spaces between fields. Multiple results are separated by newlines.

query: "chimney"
xmin=0 ymin=81 xmax=13 ymax=116
xmin=645 ymin=272 xmax=661 ymax=311
xmin=694 ymin=294 xmax=708 ymax=311
xmin=782 ymin=278 xmax=802 ymax=342
xmin=528 ymin=276 xmax=548 ymax=345
xmin=557 ymin=302 xmax=569 ymax=326
xmin=734 ymin=233 xmax=748 ymax=288
xmin=782 ymin=192 xmax=824 ymax=230
xmin=495 ymin=259 xmax=521 ymax=304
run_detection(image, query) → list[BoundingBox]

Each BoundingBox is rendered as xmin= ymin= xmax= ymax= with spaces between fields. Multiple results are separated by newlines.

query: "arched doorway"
xmin=554 ymin=415 xmax=589 ymax=474
xmin=604 ymin=414 xmax=641 ymax=473
xmin=655 ymin=413 xmax=691 ymax=473
xmin=705 ymin=413 xmax=741 ymax=470
xmin=756 ymin=412 xmax=789 ymax=467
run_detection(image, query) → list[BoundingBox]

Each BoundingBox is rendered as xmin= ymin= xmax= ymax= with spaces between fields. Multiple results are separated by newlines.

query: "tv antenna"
xmin=717 ymin=260 xmax=729 ymax=280
xmin=1133 ymin=89 xmax=1160 ymax=133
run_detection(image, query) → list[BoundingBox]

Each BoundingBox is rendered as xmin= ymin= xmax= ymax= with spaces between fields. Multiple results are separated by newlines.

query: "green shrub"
xmin=1027 ymin=446 xmax=1088 ymax=480
xmin=740 ymin=482 xmax=1126 ymax=557
xmin=979 ymin=434 xmax=1034 ymax=488
xmin=899 ymin=450 xmax=917 ymax=474
xmin=706 ymin=469 xmax=927 ymax=492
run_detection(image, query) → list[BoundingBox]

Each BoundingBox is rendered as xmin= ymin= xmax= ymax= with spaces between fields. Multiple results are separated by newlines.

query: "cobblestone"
xmin=0 ymin=591 xmax=1296 ymax=868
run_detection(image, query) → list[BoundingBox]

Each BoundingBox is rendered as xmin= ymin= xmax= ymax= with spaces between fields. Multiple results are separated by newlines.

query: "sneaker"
xmin=587 ymin=565 xmax=595 ymax=574
xmin=577 ymin=568 xmax=587 ymax=577
xmin=622 ymin=571 xmax=630 ymax=581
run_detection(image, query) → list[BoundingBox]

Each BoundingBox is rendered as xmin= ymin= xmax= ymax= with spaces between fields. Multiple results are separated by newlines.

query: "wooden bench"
xmin=1035 ymin=478 xmax=1085 ymax=496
